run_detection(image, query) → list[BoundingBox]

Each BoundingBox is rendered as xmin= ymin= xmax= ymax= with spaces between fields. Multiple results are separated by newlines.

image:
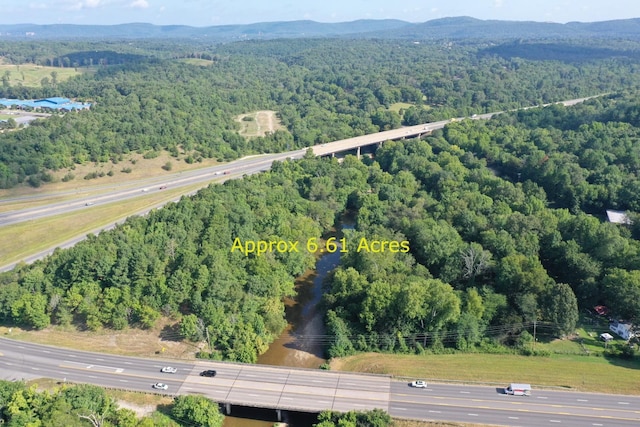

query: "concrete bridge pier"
xmin=276 ymin=409 xmax=282 ymax=421
xmin=225 ymin=402 xmax=231 ymax=415
xmin=356 ymin=146 xmax=361 ymax=159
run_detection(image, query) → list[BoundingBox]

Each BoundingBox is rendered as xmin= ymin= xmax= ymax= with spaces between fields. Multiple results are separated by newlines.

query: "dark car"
xmin=200 ymin=370 xmax=217 ymax=377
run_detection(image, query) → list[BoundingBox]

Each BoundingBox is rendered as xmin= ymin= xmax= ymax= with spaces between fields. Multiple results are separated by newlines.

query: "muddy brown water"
xmin=223 ymin=229 xmax=347 ymax=427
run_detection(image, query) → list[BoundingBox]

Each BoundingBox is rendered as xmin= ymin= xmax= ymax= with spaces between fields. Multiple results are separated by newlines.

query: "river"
xmin=222 ymin=226 xmax=348 ymax=427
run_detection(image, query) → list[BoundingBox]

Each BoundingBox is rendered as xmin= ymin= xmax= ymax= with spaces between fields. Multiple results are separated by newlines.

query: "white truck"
xmin=504 ymin=383 xmax=531 ymax=396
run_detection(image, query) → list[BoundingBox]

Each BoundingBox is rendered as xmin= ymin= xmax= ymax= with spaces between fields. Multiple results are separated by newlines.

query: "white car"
xmin=152 ymin=383 xmax=168 ymax=390
xmin=410 ymin=380 xmax=427 ymax=388
xmin=161 ymin=367 xmax=177 ymax=374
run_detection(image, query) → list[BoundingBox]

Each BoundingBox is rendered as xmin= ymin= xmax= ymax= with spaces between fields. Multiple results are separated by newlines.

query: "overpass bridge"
xmin=309 ymin=114 xmax=495 ymax=159
xmin=311 ymin=119 xmax=448 ymax=159
xmin=3 ymin=320 xmax=640 ymax=426
xmin=309 ymin=95 xmax=596 ymax=159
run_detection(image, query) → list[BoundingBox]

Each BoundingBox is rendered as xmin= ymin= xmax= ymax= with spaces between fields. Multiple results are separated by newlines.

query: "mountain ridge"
xmin=1 ymin=17 xmax=640 ymax=40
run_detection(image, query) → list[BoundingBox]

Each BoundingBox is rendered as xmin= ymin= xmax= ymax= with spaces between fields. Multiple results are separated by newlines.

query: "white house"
xmin=609 ymin=321 xmax=635 ymax=341
xmin=606 ymin=210 xmax=632 ymax=225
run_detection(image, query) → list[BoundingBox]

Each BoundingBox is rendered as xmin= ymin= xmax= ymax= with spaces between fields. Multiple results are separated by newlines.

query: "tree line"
xmin=0 ymin=380 xmax=223 ymax=426
xmin=3 ymin=38 xmax=640 ymax=187
xmin=2 ymin=94 xmax=640 ymax=358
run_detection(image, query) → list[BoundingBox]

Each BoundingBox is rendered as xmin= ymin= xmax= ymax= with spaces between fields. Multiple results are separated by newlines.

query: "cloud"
xmin=130 ymin=0 xmax=149 ymax=8
xmin=65 ymin=0 xmax=102 ymax=10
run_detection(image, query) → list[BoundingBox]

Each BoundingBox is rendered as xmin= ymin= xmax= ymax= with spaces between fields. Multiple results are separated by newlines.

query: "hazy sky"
xmin=5 ymin=0 xmax=640 ymax=26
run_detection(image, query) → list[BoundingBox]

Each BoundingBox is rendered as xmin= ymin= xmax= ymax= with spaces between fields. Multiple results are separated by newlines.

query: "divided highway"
xmin=1 ymin=338 xmax=639 ymax=427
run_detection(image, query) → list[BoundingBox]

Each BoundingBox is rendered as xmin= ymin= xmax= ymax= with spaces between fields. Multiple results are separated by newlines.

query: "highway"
xmin=1 ymin=337 xmax=639 ymax=426
xmin=0 ymin=97 xmax=596 ymax=233
xmin=0 ymin=150 xmax=307 ymax=227
xmin=0 ymin=96 xmax=596 ymax=230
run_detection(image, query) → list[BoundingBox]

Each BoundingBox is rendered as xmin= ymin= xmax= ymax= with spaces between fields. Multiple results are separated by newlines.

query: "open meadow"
xmin=0 ymin=63 xmax=88 ymax=87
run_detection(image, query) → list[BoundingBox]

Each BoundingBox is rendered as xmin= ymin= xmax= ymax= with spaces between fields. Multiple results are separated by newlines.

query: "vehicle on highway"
xmin=410 ymin=380 xmax=427 ymax=388
xmin=142 ymin=188 xmax=148 ymax=192
xmin=159 ymin=185 xmax=167 ymax=190
xmin=85 ymin=202 xmax=94 ymax=206
xmin=200 ymin=370 xmax=217 ymax=377
xmin=504 ymin=383 xmax=531 ymax=396
xmin=152 ymin=383 xmax=168 ymax=390
xmin=161 ymin=367 xmax=177 ymax=374
xmin=223 ymin=171 xmax=230 ymax=175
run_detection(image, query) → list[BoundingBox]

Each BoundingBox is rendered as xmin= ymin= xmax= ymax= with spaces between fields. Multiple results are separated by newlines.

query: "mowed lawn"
xmin=332 ymin=352 xmax=640 ymax=395
xmin=0 ymin=64 xmax=87 ymax=87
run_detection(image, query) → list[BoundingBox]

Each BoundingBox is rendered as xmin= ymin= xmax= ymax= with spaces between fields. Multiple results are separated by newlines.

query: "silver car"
xmin=153 ymin=383 xmax=168 ymax=390
xmin=161 ymin=367 xmax=177 ymax=374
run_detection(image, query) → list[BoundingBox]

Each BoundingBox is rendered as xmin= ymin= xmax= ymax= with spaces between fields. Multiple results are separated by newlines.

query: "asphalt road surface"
xmin=1 ymin=337 xmax=638 ymax=426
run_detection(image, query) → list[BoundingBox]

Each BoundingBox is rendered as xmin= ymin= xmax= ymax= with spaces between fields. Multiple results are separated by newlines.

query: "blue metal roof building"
xmin=0 ymin=97 xmax=91 ymax=110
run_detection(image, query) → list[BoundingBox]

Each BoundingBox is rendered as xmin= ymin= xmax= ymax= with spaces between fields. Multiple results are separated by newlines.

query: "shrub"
xmin=61 ymin=172 xmax=75 ymax=182
xmin=143 ymin=151 xmax=159 ymax=159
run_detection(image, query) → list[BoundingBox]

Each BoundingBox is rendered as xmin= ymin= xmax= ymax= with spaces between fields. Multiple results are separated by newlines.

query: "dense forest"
xmin=0 ymin=380 xmax=224 ymax=426
xmin=1 ymin=36 xmax=640 ymax=364
xmin=2 ymin=38 xmax=640 ymax=188
xmin=1 ymin=91 xmax=640 ymax=361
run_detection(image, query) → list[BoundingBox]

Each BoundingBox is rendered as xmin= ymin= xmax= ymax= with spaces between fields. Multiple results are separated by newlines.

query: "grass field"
xmin=178 ymin=58 xmax=214 ymax=66
xmin=389 ymin=102 xmax=415 ymax=113
xmin=331 ymin=350 xmax=640 ymax=395
xmin=236 ymin=110 xmax=283 ymax=137
xmin=0 ymin=64 xmax=88 ymax=87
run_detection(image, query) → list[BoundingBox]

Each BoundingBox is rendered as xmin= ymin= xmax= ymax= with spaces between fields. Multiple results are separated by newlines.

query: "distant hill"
xmin=1 ymin=17 xmax=640 ymax=40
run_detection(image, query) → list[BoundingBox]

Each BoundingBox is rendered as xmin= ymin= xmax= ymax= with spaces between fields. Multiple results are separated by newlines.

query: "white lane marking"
xmin=88 ymin=375 xmax=97 ymax=379
xmin=468 ymin=413 xmax=478 ymax=416
xmin=248 ymin=394 xmax=260 ymax=397
xmin=618 ymin=402 xmax=630 ymax=405
xmin=124 ymin=362 xmax=132 ymax=365
xmin=119 ymin=380 xmax=128 ymax=383
xmin=577 ymin=399 xmax=588 ymax=402
xmin=96 ymin=358 xmax=104 ymax=361
xmin=429 ymin=410 xmax=441 ymax=414
xmin=549 ymin=420 xmax=561 ymax=423
xmin=281 ymin=397 xmax=294 ymax=400
xmin=392 ymin=407 xmax=407 ymax=410
xmin=68 ymin=355 xmax=77 ymax=358
xmin=43 ymin=350 xmax=50 ymax=353
xmin=31 ymin=367 xmax=40 ymax=370
xmin=509 ymin=417 xmax=519 ymax=420
xmin=312 ymin=380 xmax=324 ymax=383
xmin=459 ymin=391 xmax=470 ymax=394
xmin=18 ymin=346 xmax=25 ymax=349
xmin=245 ymin=374 xmax=256 ymax=377
xmin=537 ymin=396 xmax=548 ymax=399
xmin=592 ymin=424 xmax=603 ymax=426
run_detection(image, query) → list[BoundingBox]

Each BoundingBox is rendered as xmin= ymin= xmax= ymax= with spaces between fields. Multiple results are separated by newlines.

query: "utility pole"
xmin=533 ymin=319 xmax=537 ymax=350
xmin=205 ymin=327 xmax=212 ymax=353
